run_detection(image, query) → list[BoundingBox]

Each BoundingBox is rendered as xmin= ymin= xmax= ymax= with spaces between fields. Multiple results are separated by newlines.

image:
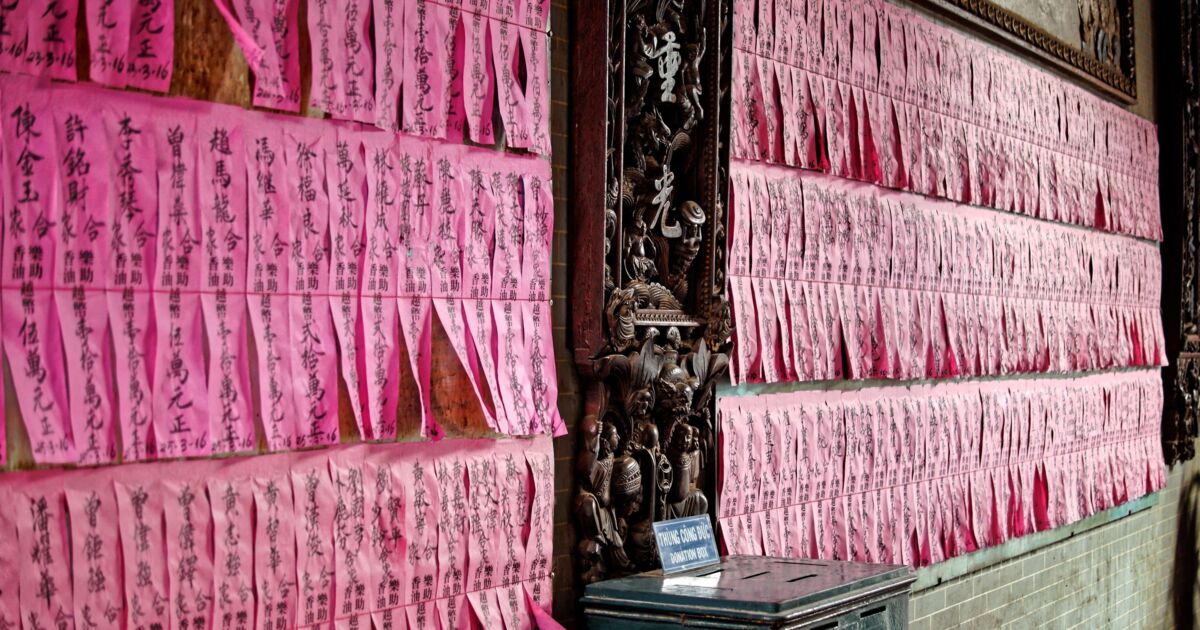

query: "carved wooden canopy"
xmin=569 ymin=0 xmax=732 ymax=582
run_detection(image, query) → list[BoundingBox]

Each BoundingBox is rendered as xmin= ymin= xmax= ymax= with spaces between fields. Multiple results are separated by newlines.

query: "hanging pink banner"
xmin=434 ymin=455 xmax=469 ymax=630
xmin=85 ymin=0 xmax=133 ymax=87
xmin=104 ymin=101 xmax=159 ymax=461
xmin=65 ymin=482 xmax=124 ymax=628
xmin=290 ymin=457 xmax=337 ymax=629
xmin=365 ymin=458 xmax=405 ymax=630
xmin=209 ymin=476 xmax=256 ymax=630
xmin=221 ymin=0 xmax=301 ymax=111
xmin=246 ymin=124 xmax=297 ymax=451
xmin=126 ymin=0 xmax=174 ymax=92
xmin=16 ymin=485 xmax=75 ymax=629
xmin=163 ymin=478 xmax=216 ymax=630
xmin=153 ymin=110 xmax=212 ymax=459
xmin=1 ymin=85 xmax=76 ymax=464
xmin=372 ymin=0 xmax=404 ymax=130
xmin=524 ymin=448 xmax=554 ymax=615
xmin=116 ymin=479 xmax=170 ymax=630
xmin=521 ymin=161 xmax=565 ymax=435
xmin=199 ymin=117 xmax=257 ymax=455
xmin=285 ymin=126 xmax=339 ymax=448
xmin=402 ymin=0 xmax=456 ymax=138
xmin=495 ymin=450 xmax=533 ymax=630
xmin=254 ymin=474 xmax=298 ymax=630
xmin=461 ymin=148 xmax=504 ymax=432
xmin=330 ymin=454 xmax=376 ymax=630
xmin=52 ymin=102 xmax=117 ymax=466
xmin=361 ymin=133 xmax=402 ymax=441
xmin=309 ymin=0 xmax=375 ymax=121
xmin=327 ymin=129 xmax=368 ymax=439
xmin=0 ymin=0 xmax=78 ymax=79
xmin=490 ymin=163 xmax=534 ymax=435
xmin=400 ymin=456 xmax=441 ymax=629
xmin=431 ymin=144 xmax=494 ymax=431
xmin=396 ymin=137 xmax=440 ymax=439
xmin=490 ymin=16 xmax=529 ymax=149
xmin=466 ymin=455 xmax=503 ymax=629
xmin=462 ymin=9 xmax=496 ymax=144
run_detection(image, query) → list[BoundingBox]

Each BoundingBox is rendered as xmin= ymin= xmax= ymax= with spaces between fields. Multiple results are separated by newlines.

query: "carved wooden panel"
xmin=570 ymin=0 xmax=732 ymax=582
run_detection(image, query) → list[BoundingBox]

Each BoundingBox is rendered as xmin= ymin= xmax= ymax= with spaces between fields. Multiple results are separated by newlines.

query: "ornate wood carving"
xmin=1162 ymin=0 xmax=1199 ymax=465
xmin=570 ymin=0 xmax=732 ymax=582
xmin=912 ymin=0 xmax=1136 ymax=102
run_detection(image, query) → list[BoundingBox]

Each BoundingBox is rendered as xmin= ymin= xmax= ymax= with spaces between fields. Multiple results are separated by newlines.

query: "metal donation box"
xmin=582 ymin=556 xmax=915 ymax=629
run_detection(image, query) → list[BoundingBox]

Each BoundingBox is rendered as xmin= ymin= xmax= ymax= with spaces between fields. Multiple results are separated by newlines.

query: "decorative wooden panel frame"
xmin=911 ymin=0 xmax=1136 ymax=102
xmin=569 ymin=0 xmax=733 ymax=582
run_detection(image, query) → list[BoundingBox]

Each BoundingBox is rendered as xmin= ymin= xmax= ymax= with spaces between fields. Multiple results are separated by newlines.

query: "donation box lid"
xmin=582 ymin=555 xmax=914 ymax=624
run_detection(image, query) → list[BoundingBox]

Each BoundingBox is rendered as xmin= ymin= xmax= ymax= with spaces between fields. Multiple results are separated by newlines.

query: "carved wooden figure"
xmin=570 ymin=0 xmax=732 ymax=582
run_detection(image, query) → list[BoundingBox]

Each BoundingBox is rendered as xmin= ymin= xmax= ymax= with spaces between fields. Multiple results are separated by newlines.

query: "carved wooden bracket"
xmin=570 ymin=0 xmax=732 ymax=582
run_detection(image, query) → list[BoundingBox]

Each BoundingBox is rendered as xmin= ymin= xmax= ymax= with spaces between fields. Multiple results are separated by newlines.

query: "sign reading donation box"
xmin=654 ymin=515 xmax=721 ymax=574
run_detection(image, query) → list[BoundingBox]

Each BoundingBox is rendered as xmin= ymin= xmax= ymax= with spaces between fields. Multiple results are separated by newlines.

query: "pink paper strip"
xmin=285 ymin=126 xmax=340 ymax=447
xmin=116 ymin=479 xmax=170 ymax=630
xmin=402 ymin=0 xmax=453 ymax=137
xmin=17 ymin=486 xmax=75 ymax=629
xmin=105 ymin=101 xmax=159 ymax=461
xmin=153 ymin=111 xmax=212 ymax=459
xmin=209 ymin=477 xmax=256 ymax=630
xmin=366 ymin=460 xmax=405 ymax=630
xmin=66 ymin=483 xmax=124 ymax=628
xmin=372 ymin=0 xmax=405 ymax=130
xmin=309 ymin=0 xmax=375 ymax=122
xmin=2 ymin=88 xmax=76 ymax=463
xmin=86 ymin=0 xmax=133 ymax=87
xmin=125 ymin=0 xmax=174 ymax=92
xmin=360 ymin=134 xmax=402 ymax=441
xmin=328 ymin=130 xmax=368 ymax=439
xmin=396 ymin=138 xmax=440 ymax=439
xmin=199 ymin=118 xmax=257 ymax=456
xmin=462 ymin=11 xmax=496 ymax=144
xmin=163 ymin=479 xmax=216 ymax=630
xmin=290 ymin=460 xmax=337 ymax=629
xmin=52 ymin=103 xmax=117 ymax=466
xmin=522 ymin=161 xmax=563 ymax=435
xmin=246 ymin=125 xmax=296 ymax=450
xmin=466 ymin=455 xmax=504 ymax=629
xmin=496 ymin=449 xmax=533 ymax=630
xmin=400 ymin=457 xmax=440 ymax=629
xmin=254 ymin=474 xmax=298 ymax=630
xmin=461 ymin=149 xmax=505 ymax=432
xmin=330 ymin=456 xmax=376 ymax=629
xmin=524 ymin=446 xmax=554 ymax=616
xmin=435 ymin=456 xmax=470 ymax=630
xmin=0 ymin=0 xmax=79 ymax=80
xmin=233 ymin=0 xmax=301 ymax=111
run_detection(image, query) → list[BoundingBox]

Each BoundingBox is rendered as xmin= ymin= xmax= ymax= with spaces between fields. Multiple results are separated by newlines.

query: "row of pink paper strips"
xmin=209 ymin=0 xmax=551 ymax=153
xmin=0 ymin=0 xmax=174 ymax=91
xmin=727 ymin=164 xmax=1166 ymax=385
xmin=717 ymin=370 xmax=1166 ymax=568
xmin=0 ymin=76 xmax=564 ymax=469
xmin=0 ymin=436 xmax=558 ymax=630
xmin=729 ymin=0 xmax=1160 ymax=240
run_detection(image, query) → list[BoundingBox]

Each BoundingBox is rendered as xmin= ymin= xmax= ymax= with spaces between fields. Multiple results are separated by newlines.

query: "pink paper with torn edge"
xmin=330 ymin=451 xmax=377 ymax=629
xmin=431 ymin=144 xmax=495 ymax=431
xmin=525 ymin=440 xmax=555 ymax=617
xmin=402 ymin=0 xmax=454 ymax=137
xmin=105 ymin=100 xmax=159 ymax=462
xmin=290 ymin=457 xmax=337 ymax=630
xmin=396 ymin=137 xmax=440 ymax=439
xmin=495 ymin=447 xmax=533 ymax=630
xmin=199 ymin=117 xmax=257 ymax=456
xmin=400 ymin=456 xmax=441 ymax=629
xmin=1 ymin=0 xmax=79 ymax=80
xmin=435 ymin=455 xmax=470 ymax=630
xmin=163 ymin=478 xmax=215 ymax=630
xmin=360 ymin=133 xmax=401 ymax=441
xmin=372 ymin=0 xmax=405 ymax=130
xmin=490 ymin=15 xmax=531 ymax=148
xmin=116 ymin=479 xmax=170 ymax=630
xmin=522 ymin=160 xmax=565 ymax=435
xmin=2 ymin=87 xmax=76 ymax=464
xmin=466 ymin=455 xmax=504 ymax=629
xmin=308 ymin=0 xmax=374 ymax=122
xmin=285 ymin=125 xmax=339 ymax=448
xmin=65 ymin=482 xmax=124 ymax=628
xmin=461 ymin=149 xmax=505 ymax=432
xmin=462 ymin=8 xmax=497 ymax=144
xmin=51 ymin=102 xmax=116 ymax=466
xmin=246 ymin=124 xmax=296 ymax=450
xmin=17 ymin=484 xmax=75 ymax=629
xmin=86 ymin=0 xmax=132 ymax=87
xmin=365 ymin=458 xmax=405 ymax=630
xmin=125 ymin=0 xmax=174 ymax=92
xmin=153 ymin=110 xmax=212 ymax=459
xmin=208 ymin=476 xmax=256 ymax=630
xmin=491 ymin=165 xmax=536 ymax=435
xmin=254 ymin=474 xmax=298 ymax=630
xmin=519 ymin=27 xmax=552 ymax=154
xmin=226 ymin=0 xmax=301 ymax=111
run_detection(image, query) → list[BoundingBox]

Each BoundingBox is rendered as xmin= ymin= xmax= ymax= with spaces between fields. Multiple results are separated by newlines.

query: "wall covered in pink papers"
xmin=719 ymin=0 xmax=1167 ymax=568
xmin=0 ymin=0 xmax=566 ymax=627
